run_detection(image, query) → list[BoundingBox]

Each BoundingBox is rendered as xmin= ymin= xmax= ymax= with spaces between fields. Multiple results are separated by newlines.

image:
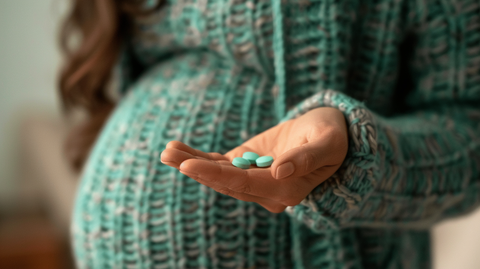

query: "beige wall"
xmin=0 ymin=0 xmax=65 ymax=209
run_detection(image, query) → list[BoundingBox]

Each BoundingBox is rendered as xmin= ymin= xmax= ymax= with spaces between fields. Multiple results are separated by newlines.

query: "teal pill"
xmin=232 ymin=157 xmax=251 ymax=169
xmin=256 ymin=156 xmax=274 ymax=167
xmin=242 ymin=152 xmax=260 ymax=164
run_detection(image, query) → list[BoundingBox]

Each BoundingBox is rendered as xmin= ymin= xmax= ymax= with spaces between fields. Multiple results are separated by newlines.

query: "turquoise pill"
xmin=232 ymin=157 xmax=250 ymax=169
xmin=242 ymin=152 xmax=260 ymax=164
xmin=256 ymin=156 xmax=274 ymax=167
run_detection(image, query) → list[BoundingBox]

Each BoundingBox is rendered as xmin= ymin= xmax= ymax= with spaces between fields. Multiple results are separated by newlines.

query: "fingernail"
xmin=181 ymin=171 xmax=198 ymax=179
xmin=161 ymin=159 xmax=177 ymax=166
xmin=160 ymin=152 xmax=174 ymax=165
xmin=180 ymin=165 xmax=198 ymax=178
xmin=275 ymin=162 xmax=295 ymax=179
xmin=179 ymin=162 xmax=189 ymax=171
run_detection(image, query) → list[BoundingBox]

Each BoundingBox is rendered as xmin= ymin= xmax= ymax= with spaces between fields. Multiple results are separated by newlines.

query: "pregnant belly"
xmin=71 ymin=52 xmax=292 ymax=268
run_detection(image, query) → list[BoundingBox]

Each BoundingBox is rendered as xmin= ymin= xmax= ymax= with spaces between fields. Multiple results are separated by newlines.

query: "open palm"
xmin=160 ymin=107 xmax=348 ymax=213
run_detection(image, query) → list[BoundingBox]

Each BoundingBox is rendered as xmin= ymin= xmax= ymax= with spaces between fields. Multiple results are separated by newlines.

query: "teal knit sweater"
xmin=72 ymin=0 xmax=480 ymax=268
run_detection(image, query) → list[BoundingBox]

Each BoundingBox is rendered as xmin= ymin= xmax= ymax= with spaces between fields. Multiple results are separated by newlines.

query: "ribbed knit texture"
xmin=72 ymin=0 xmax=480 ymax=268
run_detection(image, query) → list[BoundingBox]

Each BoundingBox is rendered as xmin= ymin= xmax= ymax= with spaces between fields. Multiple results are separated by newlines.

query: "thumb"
xmin=271 ymin=139 xmax=335 ymax=180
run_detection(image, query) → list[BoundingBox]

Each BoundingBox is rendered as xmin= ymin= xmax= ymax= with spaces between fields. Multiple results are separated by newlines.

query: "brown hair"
xmin=58 ymin=0 xmax=162 ymax=173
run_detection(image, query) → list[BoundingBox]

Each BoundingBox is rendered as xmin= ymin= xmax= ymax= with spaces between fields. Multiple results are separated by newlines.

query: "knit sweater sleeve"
xmin=279 ymin=90 xmax=480 ymax=231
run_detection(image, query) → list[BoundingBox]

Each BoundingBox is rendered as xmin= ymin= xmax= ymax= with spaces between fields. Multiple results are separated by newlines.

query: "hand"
xmin=160 ymin=107 xmax=348 ymax=213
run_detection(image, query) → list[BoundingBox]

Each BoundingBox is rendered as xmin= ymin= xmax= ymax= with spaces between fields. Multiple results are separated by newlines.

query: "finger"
xmin=160 ymin=148 xmax=187 ymax=168
xmin=161 ymin=147 xmax=230 ymax=169
xmin=179 ymin=158 xmax=311 ymax=205
xmin=180 ymin=170 xmax=286 ymax=213
xmin=166 ymin=140 xmax=228 ymax=161
xmin=180 ymin=158 xmax=277 ymax=197
xmin=271 ymin=138 xmax=336 ymax=180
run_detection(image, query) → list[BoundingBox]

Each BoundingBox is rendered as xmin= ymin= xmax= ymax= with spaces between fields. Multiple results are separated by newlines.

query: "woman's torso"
xmin=72 ymin=0 xmax=480 ymax=268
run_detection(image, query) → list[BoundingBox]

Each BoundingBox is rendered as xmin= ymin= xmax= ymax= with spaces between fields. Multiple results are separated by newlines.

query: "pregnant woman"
xmin=59 ymin=0 xmax=480 ymax=268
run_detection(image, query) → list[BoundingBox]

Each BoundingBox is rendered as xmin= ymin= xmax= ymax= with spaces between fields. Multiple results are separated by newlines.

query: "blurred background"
xmin=0 ymin=0 xmax=76 ymax=268
xmin=0 ymin=1 xmax=479 ymax=269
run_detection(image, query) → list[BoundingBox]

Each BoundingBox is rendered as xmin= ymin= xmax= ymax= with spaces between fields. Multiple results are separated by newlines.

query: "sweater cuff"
xmin=279 ymin=90 xmax=380 ymax=231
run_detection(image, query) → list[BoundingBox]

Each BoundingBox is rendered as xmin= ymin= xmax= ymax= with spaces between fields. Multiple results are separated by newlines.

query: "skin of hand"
xmin=160 ymin=107 xmax=349 ymax=213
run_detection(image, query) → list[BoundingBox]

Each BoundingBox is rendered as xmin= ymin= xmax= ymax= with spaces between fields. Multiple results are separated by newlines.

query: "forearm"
xmin=281 ymin=90 xmax=480 ymax=231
